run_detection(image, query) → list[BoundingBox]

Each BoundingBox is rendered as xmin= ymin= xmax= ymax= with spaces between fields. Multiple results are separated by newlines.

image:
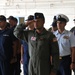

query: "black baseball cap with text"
xmin=34 ymin=12 xmax=45 ymax=21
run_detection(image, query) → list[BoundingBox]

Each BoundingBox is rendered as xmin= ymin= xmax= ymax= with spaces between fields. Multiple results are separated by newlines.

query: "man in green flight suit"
xmin=14 ymin=12 xmax=59 ymax=75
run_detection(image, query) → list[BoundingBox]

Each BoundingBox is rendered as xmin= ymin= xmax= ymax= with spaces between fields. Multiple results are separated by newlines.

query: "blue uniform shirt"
xmin=54 ymin=30 xmax=75 ymax=56
xmin=0 ymin=28 xmax=16 ymax=61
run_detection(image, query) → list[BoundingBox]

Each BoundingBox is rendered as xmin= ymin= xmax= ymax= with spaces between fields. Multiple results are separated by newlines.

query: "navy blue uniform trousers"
xmin=0 ymin=61 xmax=11 ymax=75
xmin=56 ymin=55 xmax=71 ymax=75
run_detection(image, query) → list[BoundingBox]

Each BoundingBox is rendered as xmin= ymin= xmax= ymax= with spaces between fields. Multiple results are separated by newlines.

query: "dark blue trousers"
xmin=23 ymin=63 xmax=28 ymax=75
xmin=56 ymin=56 xmax=71 ymax=75
xmin=0 ymin=61 xmax=11 ymax=75
xmin=10 ymin=54 xmax=21 ymax=75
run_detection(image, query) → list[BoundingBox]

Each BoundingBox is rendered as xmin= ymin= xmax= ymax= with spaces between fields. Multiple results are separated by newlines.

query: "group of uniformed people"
xmin=0 ymin=15 xmax=21 ymax=75
xmin=14 ymin=12 xmax=59 ymax=75
xmin=20 ymin=15 xmax=34 ymax=75
xmin=0 ymin=12 xmax=75 ymax=75
xmin=49 ymin=14 xmax=75 ymax=75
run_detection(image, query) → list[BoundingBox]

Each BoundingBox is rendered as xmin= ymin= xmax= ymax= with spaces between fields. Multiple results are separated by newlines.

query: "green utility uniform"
xmin=14 ymin=24 xmax=59 ymax=75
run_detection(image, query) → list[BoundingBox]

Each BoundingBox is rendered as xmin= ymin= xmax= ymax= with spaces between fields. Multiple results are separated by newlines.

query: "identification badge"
xmin=31 ymin=36 xmax=36 ymax=41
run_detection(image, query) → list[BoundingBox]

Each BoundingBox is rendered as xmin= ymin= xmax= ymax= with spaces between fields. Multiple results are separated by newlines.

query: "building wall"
xmin=0 ymin=0 xmax=75 ymax=29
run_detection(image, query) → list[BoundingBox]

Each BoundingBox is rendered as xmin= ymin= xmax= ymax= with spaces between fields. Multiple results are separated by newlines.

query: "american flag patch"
xmin=31 ymin=36 xmax=36 ymax=41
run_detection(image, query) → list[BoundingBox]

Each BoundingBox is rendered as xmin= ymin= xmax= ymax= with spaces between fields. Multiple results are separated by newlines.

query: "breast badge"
xmin=63 ymin=36 xmax=69 ymax=39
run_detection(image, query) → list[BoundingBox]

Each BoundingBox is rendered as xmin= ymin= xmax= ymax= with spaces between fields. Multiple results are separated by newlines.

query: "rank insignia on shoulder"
xmin=63 ymin=36 xmax=69 ymax=39
xmin=53 ymin=38 xmax=57 ymax=42
xmin=31 ymin=36 xmax=36 ymax=41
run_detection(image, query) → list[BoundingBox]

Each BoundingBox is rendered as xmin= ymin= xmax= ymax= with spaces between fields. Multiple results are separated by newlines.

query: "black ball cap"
xmin=25 ymin=15 xmax=34 ymax=21
xmin=51 ymin=21 xmax=57 ymax=27
xmin=0 ymin=15 xmax=6 ymax=22
xmin=34 ymin=12 xmax=45 ymax=20
xmin=7 ymin=16 xmax=14 ymax=20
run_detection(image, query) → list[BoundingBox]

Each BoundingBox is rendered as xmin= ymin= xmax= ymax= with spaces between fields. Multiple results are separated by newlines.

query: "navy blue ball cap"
xmin=51 ymin=21 xmax=57 ymax=27
xmin=34 ymin=12 xmax=45 ymax=20
xmin=7 ymin=16 xmax=14 ymax=20
xmin=26 ymin=15 xmax=34 ymax=21
xmin=0 ymin=15 xmax=6 ymax=22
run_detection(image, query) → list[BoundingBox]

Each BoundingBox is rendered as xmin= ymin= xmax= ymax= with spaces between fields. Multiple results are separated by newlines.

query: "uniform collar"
xmin=35 ymin=27 xmax=47 ymax=35
xmin=55 ymin=29 xmax=67 ymax=35
xmin=39 ymin=28 xmax=47 ymax=35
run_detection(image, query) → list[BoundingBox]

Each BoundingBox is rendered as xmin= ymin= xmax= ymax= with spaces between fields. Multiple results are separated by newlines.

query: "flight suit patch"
xmin=63 ymin=36 xmax=69 ymax=39
xmin=31 ymin=36 xmax=36 ymax=41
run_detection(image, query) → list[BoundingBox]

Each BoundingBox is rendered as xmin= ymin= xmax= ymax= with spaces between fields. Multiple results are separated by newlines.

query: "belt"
xmin=59 ymin=55 xmax=71 ymax=59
